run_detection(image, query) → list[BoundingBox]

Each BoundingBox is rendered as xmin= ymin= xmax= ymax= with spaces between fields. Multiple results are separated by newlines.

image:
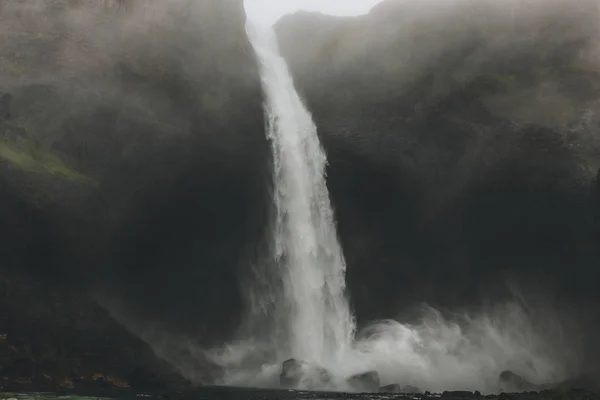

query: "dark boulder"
xmin=499 ymin=370 xmax=536 ymax=391
xmin=279 ymin=358 xmax=331 ymax=390
xmin=280 ymin=358 xmax=304 ymax=388
xmin=347 ymin=370 xmax=380 ymax=392
xmin=442 ymin=391 xmax=479 ymax=399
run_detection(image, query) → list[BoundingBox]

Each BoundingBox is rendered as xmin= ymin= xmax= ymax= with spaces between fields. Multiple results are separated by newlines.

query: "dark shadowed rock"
xmin=280 ymin=358 xmax=305 ymax=388
xmin=347 ymin=370 xmax=380 ymax=392
xmin=279 ymin=358 xmax=331 ymax=390
xmin=442 ymin=391 xmax=478 ymax=399
xmin=499 ymin=370 xmax=537 ymax=391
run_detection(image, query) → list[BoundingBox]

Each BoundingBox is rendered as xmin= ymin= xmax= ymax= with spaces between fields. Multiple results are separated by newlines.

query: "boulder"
xmin=442 ymin=391 xmax=478 ymax=398
xmin=279 ymin=358 xmax=331 ymax=390
xmin=499 ymin=370 xmax=536 ymax=391
xmin=347 ymin=370 xmax=380 ymax=392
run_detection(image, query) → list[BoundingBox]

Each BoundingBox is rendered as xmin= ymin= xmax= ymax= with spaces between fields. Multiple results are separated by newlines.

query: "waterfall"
xmin=245 ymin=21 xmax=355 ymax=367
xmin=203 ymin=9 xmax=573 ymax=395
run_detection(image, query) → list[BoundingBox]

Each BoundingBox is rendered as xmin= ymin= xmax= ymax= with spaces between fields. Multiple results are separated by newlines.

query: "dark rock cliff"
xmin=0 ymin=0 xmax=269 ymax=389
xmin=275 ymin=0 xmax=600 ymax=377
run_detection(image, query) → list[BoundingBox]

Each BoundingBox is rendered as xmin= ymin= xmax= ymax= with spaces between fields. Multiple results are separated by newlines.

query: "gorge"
xmin=0 ymin=0 xmax=599 ymax=396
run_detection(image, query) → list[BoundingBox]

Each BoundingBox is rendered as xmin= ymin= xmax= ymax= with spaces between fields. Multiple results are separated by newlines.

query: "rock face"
xmin=0 ymin=0 xmax=268 ymax=388
xmin=347 ymin=370 xmax=380 ymax=392
xmin=275 ymin=0 xmax=600 ymax=377
xmin=279 ymin=359 xmax=332 ymax=390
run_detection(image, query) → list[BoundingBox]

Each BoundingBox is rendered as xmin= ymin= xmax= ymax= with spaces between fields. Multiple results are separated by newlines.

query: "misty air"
xmin=0 ymin=1 xmax=599 ymax=400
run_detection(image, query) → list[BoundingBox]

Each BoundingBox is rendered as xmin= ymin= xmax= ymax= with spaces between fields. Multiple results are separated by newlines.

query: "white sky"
xmin=244 ymin=0 xmax=385 ymax=25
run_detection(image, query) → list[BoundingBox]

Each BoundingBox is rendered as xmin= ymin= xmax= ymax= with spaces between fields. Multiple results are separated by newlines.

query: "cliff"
xmin=0 ymin=0 xmax=269 ymax=390
xmin=275 ymin=0 xmax=600 ymax=377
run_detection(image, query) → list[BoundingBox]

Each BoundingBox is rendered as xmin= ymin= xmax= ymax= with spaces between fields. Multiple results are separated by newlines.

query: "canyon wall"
xmin=275 ymin=0 xmax=600 ymax=376
xmin=0 ymin=0 xmax=269 ymax=389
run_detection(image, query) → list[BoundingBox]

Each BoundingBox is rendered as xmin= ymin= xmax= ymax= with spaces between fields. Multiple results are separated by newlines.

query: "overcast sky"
xmin=244 ymin=0 xmax=385 ymax=25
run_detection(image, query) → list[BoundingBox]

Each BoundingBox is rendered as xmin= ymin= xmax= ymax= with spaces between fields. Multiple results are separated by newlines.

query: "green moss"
xmin=0 ymin=138 xmax=95 ymax=185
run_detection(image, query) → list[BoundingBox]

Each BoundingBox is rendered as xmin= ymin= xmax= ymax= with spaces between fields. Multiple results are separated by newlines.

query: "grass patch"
xmin=0 ymin=138 xmax=95 ymax=185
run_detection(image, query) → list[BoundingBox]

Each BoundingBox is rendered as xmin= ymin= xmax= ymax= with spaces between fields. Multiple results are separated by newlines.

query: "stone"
xmin=442 ymin=391 xmax=476 ymax=398
xmin=280 ymin=358 xmax=304 ymax=388
xmin=499 ymin=370 xmax=536 ymax=391
xmin=279 ymin=358 xmax=331 ymax=390
xmin=347 ymin=370 xmax=380 ymax=392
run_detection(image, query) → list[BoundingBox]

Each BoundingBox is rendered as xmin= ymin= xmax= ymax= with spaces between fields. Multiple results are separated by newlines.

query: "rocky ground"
xmin=175 ymin=387 xmax=600 ymax=400
xmin=4 ymin=387 xmax=600 ymax=400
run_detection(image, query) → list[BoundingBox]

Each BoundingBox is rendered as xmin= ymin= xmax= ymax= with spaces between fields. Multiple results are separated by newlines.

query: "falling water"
xmin=245 ymin=22 xmax=355 ymax=366
xmin=202 ymin=9 xmax=579 ymax=394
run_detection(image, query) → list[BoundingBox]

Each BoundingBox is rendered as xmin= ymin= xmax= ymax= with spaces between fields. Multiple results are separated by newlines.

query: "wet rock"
xmin=279 ymin=358 xmax=331 ymax=389
xmin=499 ymin=370 xmax=536 ymax=391
xmin=347 ymin=370 xmax=380 ymax=392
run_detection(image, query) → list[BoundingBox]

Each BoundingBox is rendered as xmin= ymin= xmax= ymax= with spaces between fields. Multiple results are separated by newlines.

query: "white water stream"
xmin=245 ymin=22 xmax=355 ymax=366
xmin=203 ymin=10 xmax=578 ymax=395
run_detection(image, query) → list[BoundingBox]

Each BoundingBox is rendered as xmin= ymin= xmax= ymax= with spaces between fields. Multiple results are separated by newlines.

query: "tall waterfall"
xmin=203 ymin=8 xmax=574 ymax=395
xmin=245 ymin=22 xmax=355 ymax=366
